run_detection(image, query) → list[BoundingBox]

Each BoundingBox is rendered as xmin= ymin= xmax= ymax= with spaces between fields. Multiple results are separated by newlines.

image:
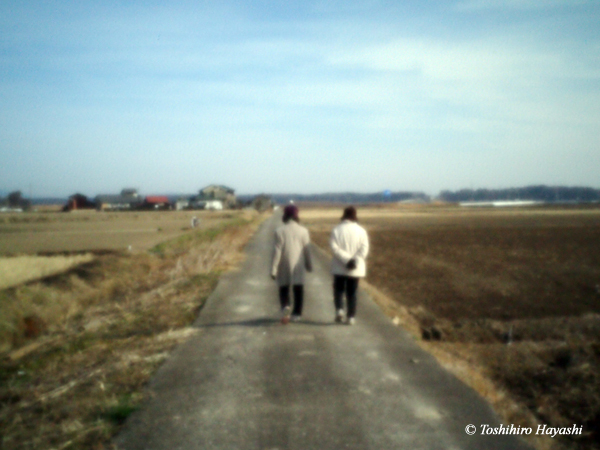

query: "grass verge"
xmin=0 ymin=211 xmax=265 ymax=450
xmin=0 ymin=254 xmax=95 ymax=291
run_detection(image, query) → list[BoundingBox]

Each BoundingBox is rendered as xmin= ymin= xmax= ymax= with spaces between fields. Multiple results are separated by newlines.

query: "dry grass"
xmin=305 ymin=205 xmax=600 ymax=450
xmin=0 ymin=209 xmax=239 ymax=255
xmin=0 ymin=210 xmax=264 ymax=450
xmin=0 ymin=254 xmax=95 ymax=291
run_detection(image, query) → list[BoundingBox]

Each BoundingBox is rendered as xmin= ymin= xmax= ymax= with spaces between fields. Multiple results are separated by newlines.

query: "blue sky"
xmin=1 ymin=0 xmax=599 ymax=197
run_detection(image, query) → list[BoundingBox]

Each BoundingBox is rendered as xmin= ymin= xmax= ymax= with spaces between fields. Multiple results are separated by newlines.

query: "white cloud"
xmin=455 ymin=0 xmax=592 ymax=11
xmin=328 ymin=37 xmax=570 ymax=82
xmin=327 ymin=34 xmax=599 ymax=117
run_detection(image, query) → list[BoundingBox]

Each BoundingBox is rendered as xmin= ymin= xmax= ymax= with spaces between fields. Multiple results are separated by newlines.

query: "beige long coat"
xmin=271 ymin=221 xmax=313 ymax=286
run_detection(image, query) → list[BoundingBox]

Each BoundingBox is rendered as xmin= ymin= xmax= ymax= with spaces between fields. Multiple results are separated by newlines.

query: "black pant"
xmin=279 ymin=285 xmax=304 ymax=316
xmin=333 ymin=275 xmax=359 ymax=318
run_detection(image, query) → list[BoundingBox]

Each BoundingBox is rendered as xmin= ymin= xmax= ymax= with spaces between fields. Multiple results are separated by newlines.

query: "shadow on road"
xmin=196 ymin=317 xmax=339 ymax=328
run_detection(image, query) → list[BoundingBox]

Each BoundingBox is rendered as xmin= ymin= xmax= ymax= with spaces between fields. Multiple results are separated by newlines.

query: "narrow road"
xmin=114 ymin=214 xmax=532 ymax=450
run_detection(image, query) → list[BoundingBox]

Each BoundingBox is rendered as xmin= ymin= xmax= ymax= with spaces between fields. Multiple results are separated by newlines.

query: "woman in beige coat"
xmin=271 ymin=205 xmax=312 ymax=323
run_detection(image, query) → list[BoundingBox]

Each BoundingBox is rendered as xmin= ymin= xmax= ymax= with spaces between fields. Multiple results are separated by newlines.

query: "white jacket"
xmin=330 ymin=220 xmax=369 ymax=278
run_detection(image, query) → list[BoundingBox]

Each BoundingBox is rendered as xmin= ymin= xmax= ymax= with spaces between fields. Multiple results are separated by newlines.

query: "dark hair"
xmin=341 ymin=206 xmax=357 ymax=222
xmin=283 ymin=205 xmax=299 ymax=223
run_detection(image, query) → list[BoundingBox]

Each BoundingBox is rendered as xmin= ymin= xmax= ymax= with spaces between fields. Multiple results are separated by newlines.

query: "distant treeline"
xmin=438 ymin=185 xmax=600 ymax=203
xmin=30 ymin=197 xmax=68 ymax=205
xmin=10 ymin=185 xmax=600 ymax=208
xmin=241 ymin=191 xmax=430 ymax=205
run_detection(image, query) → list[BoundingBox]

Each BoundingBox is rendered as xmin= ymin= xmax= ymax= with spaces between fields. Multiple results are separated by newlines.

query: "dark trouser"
xmin=279 ymin=285 xmax=304 ymax=316
xmin=333 ymin=275 xmax=360 ymax=318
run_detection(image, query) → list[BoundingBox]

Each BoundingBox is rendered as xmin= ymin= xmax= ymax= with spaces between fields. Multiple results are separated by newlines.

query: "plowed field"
xmin=306 ymin=207 xmax=600 ymax=321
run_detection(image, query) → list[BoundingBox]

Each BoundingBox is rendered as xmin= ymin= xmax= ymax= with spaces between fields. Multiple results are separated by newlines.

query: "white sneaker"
xmin=291 ymin=315 xmax=301 ymax=322
xmin=335 ymin=309 xmax=344 ymax=323
xmin=281 ymin=305 xmax=291 ymax=324
xmin=347 ymin=317 xmax=356 ymax=326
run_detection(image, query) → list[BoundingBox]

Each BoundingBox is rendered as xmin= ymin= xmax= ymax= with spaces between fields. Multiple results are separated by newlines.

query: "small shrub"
xmin=101 ymin=394 xmax=142 ymax=425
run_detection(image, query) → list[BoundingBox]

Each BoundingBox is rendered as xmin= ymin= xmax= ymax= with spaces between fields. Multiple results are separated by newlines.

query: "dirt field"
xmin=0 ymin=210 xmax=235 ymax=255
xmin=304 ymin=206 xmax=600 ymax=321
xmin=304 ymin=205 xmax=600 ymax=450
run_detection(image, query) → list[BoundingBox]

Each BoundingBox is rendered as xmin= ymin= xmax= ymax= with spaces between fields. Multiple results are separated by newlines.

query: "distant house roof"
xmin=145 ymin=196 xmax=170 ymax=204
xmin=96 ymin=195 xmax=125 ymax=203
xmin=121 ymin=188 xmax=139 ymax=198
xmin=96 ymin=195 xmax=142 ymax=205
xmin=200 ymin=185 xmax=235 ymax=194
xmin=65 ymin=193 xmax=95 ymax=210
xmin=68 ymin=193 xmax=89 ymax=200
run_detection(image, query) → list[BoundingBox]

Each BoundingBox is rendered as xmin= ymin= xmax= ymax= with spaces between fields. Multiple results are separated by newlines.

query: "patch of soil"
xmin=312 ymin=211 xmax=600 ymax=322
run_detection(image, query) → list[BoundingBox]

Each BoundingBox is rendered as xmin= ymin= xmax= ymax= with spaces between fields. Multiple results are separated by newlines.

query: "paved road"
xmin=114 ymin=214 xmax=533 ymax=450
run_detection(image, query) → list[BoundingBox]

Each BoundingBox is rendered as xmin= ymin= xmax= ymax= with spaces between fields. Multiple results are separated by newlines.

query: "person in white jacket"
xmin=330 ymin=206 xmax=369 ymax=325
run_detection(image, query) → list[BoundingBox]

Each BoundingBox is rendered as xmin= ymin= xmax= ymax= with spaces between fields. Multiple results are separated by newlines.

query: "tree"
xmin=6 ymin=190 xmax=31 ymax=211
xmin=8 ymin=191 xmax=22 ymax=207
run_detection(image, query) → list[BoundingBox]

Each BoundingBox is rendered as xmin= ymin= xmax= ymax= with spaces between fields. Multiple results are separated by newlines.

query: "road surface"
xmin=114 ymin=213 xmax=532 ymax=450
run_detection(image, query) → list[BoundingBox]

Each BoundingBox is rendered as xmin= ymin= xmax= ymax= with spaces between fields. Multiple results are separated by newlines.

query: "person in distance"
xmin=330 ymin=206 xmax=369 ymax=325
xmin=271 ymin=205 xmax=313 ymax=324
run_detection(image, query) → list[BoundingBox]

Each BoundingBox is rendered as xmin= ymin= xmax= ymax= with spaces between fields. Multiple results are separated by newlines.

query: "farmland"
xmin=2 ymin=204 xmax=600 ymax=450
xmin=0 ymin=209 xmax=245 ymax=291
xmin=0 ymin=209 xmax=231 ymax=255
xmin=0 ymin=209 xmax=263 ymax=450
xmin=304 ymin=205 xmax=600 ymax=450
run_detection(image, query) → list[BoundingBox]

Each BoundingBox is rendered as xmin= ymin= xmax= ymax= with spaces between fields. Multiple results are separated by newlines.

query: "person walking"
xmin=271 ymin=205 xmax=313 ymax=324
xmin=330 ymin=206 xmax=369 ymax=325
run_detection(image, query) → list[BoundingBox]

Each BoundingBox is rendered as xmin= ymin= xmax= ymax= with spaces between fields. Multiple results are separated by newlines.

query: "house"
xmin=186 ymin=185 xmax=236 ymax=210
xmin=63 ymin=193 xmax=96 ymax=211
xmin=250 ymin=195 xmax=273 ymax=212
xmin=142 ymin=196 xmax=171 ymax=210
xmin=95 ymin=189 xmax=143 ymax=211
xmin=199 ymin=185 xmax=236 ymax=208
xmin=204 ymin=200 xmax=223 ymax=210
xmin=188 ymin=198 xmax=224 ymax=210
xmin=175 ymin=198 xmax=190 ymax=211
xmin=121 ymin=188 xmax=140 ymax=199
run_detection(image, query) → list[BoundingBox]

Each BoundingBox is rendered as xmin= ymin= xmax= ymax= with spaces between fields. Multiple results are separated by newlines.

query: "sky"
xmin=1 ymin=0 xmax=599 ymax=198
